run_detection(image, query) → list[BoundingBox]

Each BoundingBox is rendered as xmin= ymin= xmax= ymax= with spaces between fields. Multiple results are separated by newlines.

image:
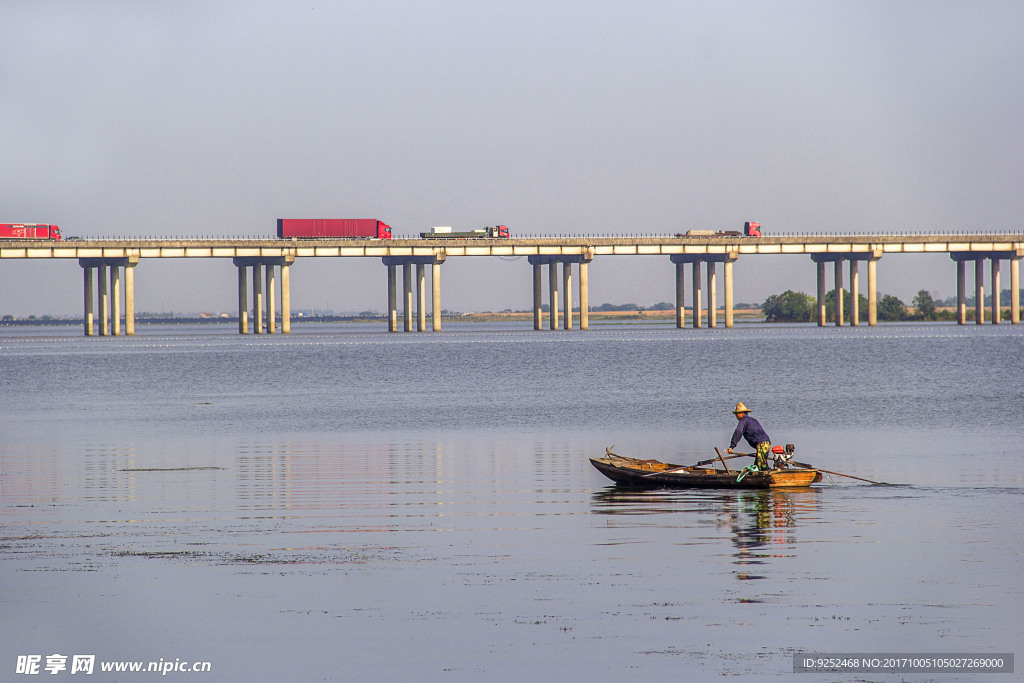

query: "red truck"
xmin=0 ymin=223 xmax=62 ymax=240
xmin=277 ymin=219 xmax=392 ymax=239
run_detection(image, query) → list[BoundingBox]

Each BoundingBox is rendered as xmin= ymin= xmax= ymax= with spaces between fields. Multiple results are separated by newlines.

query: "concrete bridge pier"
xmin=124 ymin=263 xmax=135 ymax=335
xmin=528 ymin=251 xmax=594 ymax=331
xmin=416 ymin=264 xmax=427 ymax=332
xmin=403 ymin=264 xmax=413 ymax=331
xmin=950 ymin=251 xmax=1021 ymax=325
xmin=532 ymin=263 xmax=543 ymax=330
xmin=976 ymin=259 xmax=984 ymax=324
xmin=237 ymin=266 xmax=249 ymax=333
xmin=692 ymin=260 xmax=702 ymax=328
xmin=281 ymin=262 xmax=291 ymax=333
xmin=387 ymin=265 xmax=398 ymax=332
xmin=834 ymin=260 xmax=844 ymax=326
xmin=383 ymin=251 xmax=446 ymax=332
xmin=811 ymin=252 xmax=881 ymax=326
xmin=79 ymin=257 xmax=139 ymax=336
xmin=548 ymin=261 xmax=559 ymax=329
xmin=1013 ymin=254 xmax=1022 ymax=325
xmin=955 ymin=260 xmax=967 ymax=324
xmin=432 ymin=262 xmax=442 ymax=332
xmin=266 ymin=264 xmax=276 ymax=333
xmin=563 ymin=260 xmax=573 ymax=330
xmin=707 ymin=261 xmax=717 ymax=328
xmin=849 ymin=259 xmax=860 ymax=326
xmin=579 ymin=260 xmax=589 ymax=330
xmin=724 ymin=259 xmax=735 ymax=328
xmin=816 ymin=260 xmax=826 ymax=326
xmin=83 ymin=267 xmax=94 ymax=336
xmin=867 ymin=256 xmax=879 ymax=326
xmin=252 ymin=264 xmax=263 ymax=333
xmin=674 ymin=261 xmax=686 ymax=327
xmin=992 ymin=259 xmax=1000 ymax=324
xmin=110 ymin=266 xmax=121 ymax=335
xmin=233 ymin=256 xmax=294 ymax=334
xmin=97 ymin=264 xmax=108 ymax=335
xmin=670 ymin=253 xmax=738 ymax=328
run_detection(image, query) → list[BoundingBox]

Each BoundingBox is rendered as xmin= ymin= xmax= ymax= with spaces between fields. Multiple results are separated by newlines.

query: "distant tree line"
xmin=936 ymin=289 xmax=1022 ymax=308
xmin=762 ymin=288 xmax=1023 ymax=322
xmin=591 ymin=302 xmax=673 ymax=312
xmin=586 ymin=301 xmax=760 ymax=312
xmin=761 ymin=289 xmax=924 ymax=322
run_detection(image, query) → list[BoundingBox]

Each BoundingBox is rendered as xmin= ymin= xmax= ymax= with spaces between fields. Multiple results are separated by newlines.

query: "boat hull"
xmin=590 ymin=455 xmax=821 ymax=489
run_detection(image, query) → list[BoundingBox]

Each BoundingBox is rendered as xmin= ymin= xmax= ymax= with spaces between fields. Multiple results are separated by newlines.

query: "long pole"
xmin=713 ymin=447 xmax=731 ymax=473
xmin=788 ymin=459 xmax=884 ymax=485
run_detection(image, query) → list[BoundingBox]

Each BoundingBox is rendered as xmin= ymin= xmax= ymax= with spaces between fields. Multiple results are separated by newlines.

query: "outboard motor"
xmin=772 ymin=443 xmax=796 ymax=466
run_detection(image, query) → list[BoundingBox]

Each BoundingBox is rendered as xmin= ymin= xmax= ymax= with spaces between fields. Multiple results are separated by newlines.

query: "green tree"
xmin=823 ymin=289 xmax=869 ymax=323
xmin=912 ymin=289 xmax=937 ymax=320
xmin=762 ymin=290 xmax=816 ymax=322
xmin=877 ymin=294 xmax=908 ymax=321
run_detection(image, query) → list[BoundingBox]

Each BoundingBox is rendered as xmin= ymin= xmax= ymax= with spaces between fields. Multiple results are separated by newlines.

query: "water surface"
xmin=2 ymin=322 xmax=1021 ymax=680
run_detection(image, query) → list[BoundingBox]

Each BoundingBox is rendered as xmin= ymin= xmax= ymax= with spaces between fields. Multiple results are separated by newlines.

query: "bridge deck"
xmin=1 ymin=234 xmax=1021 ymax=259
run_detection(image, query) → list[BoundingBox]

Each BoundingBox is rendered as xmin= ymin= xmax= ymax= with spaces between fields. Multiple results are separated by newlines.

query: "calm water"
xmin=1 ymin=322 xmax=1021 ymax=680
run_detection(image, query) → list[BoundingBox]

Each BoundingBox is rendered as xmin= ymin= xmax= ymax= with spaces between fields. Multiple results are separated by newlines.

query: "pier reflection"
xmin=231 ymin=437 xmax=526 ymax=531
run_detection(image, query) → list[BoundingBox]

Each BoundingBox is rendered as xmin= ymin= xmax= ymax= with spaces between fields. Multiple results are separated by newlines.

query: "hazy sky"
xmin=2 ymin=1 xmax=1022 ymax=316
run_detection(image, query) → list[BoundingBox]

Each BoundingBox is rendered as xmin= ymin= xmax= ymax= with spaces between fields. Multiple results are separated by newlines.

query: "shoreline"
xmin=4 ymin=307 xmax=1022 ymax=327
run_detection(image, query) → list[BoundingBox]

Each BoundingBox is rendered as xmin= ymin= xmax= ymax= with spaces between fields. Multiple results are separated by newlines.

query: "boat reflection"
xmin=591 ymin=486 xmax=821 ymax=577
xmin=727 ymin=489 xmax=820 ymax=579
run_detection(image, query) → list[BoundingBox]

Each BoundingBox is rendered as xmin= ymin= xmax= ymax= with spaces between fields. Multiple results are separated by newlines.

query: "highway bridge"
xmin=1 ymin=233 xmax=1021 ymax=335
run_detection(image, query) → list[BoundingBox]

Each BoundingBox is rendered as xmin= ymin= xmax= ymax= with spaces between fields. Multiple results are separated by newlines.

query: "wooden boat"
xmin=590 ymin=452 xmax=822 ymax=489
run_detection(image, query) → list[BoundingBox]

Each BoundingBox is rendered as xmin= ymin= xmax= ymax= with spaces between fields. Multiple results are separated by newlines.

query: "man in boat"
xmin=725 ymin=402 xmax=772 ymax=471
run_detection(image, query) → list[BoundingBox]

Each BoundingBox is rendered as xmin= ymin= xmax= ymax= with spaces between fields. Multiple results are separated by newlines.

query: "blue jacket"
xmin=730 ymin=415 xmax=770 ymax=449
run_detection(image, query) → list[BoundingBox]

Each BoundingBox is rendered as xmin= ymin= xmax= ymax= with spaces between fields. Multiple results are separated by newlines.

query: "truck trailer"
xmin=420 ymin=225 xmax=510 ymax=239
xmin=277 ymin=219 xmax=392 ymax=239
xmin=0 ymin=223 xmax=62 ymax=240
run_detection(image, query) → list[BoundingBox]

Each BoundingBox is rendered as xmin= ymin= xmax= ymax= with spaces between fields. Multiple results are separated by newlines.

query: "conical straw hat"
xmin=732 ymin=401 xmax=751 ymax=414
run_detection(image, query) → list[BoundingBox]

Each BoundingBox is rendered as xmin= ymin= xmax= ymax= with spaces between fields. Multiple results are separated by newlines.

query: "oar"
xmin=787 ymin=458 xmax=885 ymax=485
xmin=668 ymin=449 xmax=751 ymax=476
xmin=693 ymin=452 xmax=752 ymax=467
xmin=642 ymin=466 xmax=688 ymax=477
xmin=713 ymin=447 xmax=731 ymax=473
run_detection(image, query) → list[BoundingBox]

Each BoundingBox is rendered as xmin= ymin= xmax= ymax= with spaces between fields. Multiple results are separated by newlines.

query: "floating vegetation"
xmin=111 ymin=550 xmax=210 ymax=559
xmin=106 ymin=547 xmax=395 ymax=567
xmin=118 ymin=466 xmax=225 ymax=472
